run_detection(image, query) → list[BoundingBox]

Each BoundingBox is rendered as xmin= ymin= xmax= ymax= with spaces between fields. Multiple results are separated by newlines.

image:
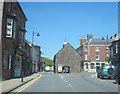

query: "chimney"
xmin=80 ymin=37 xmax=86 ymax=46
xmin=63 ymin=41 xmax=67 ymax=48
xmin=87 ymin=34 xmax=93 ymax=41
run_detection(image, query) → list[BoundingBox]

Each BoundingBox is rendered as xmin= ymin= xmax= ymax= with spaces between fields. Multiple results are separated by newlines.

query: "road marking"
xmin=14 ymin=74 xmax=42 ymax=93
xmin=69 ymin=84 xmax=72 ymax=87
xmin=91 ymin=73 xmax=97 ymax=77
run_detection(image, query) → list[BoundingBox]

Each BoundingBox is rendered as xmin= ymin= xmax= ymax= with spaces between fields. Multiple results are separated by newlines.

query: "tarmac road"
xmin=12 ymin=72 xmax=119 ymax=93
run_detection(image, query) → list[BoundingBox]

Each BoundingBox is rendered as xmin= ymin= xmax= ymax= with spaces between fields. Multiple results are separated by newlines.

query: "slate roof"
xmin=86 ymin=39 xmax=113 ymax=45
xmin=76 ymin=38 xmax=113 ymax=51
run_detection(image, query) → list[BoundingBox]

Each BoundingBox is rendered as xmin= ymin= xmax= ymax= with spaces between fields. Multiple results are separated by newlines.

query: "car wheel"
xmin=100 ymin=75 xmax=103 ymax=79
xmin=97 ymin=74 xmax=100 ymax=78
xmin=109 ymin=77 xmax=111 ymax=79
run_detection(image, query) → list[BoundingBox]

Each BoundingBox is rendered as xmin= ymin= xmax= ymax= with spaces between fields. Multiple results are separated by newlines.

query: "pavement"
xmin=0 ymin=72 xmax=41 ymax=93
xmin=19 ymin=72 xmax=118 ymax=93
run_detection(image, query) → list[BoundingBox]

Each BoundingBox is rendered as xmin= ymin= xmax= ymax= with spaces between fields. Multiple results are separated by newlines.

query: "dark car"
xmin=114 ymin=63 xmax=120 ymax=84
xmin=97 ymin=64 xmax=114 ymax=79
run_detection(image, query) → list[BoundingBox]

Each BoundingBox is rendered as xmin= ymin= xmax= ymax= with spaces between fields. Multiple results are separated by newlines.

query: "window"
xmin=106 ymin=54 xmax=109 ymax=57
xmin=18 ymin=31 xmax=24 ymax=46
xmin=86 ymin=63 xmax=88 ymax=69
xmin=14 ymin=7 xmax=17 ymax=15
xmin=96 ymin=53 xmax=99 ymax=60
xmin=85 ymin=54 xmax=87 ymax=60
xmin=9 ymin=55 xmax=12 ymax=69
xmin=106 ymin=47 xmax=109 ymax=50
xmin=91 ymin=63 xmax=94 ymax=69
xmin=13 ymin=20 xmax=16 ymax=39
xmin=85 ymin=46 xmax=87 ymax=51
xmin=3 ymin=53 xmax=11 ymax=69
xmin=96 ymin=46 xmax=99 ymax=51
xmin=116 ymin=42 xmax=118 ymax=54
xmin=96 ymin=63 xmax=100 ymax=66
xmin=19 ymin=15 xmax=21 ymax=27
xmin=111 ymin=46 xmax=113 ymax=56
xmin=6 ymin=18 xmax=13 ymax=38
xmin=8 ymin=2 xmax=12 ymax=13
xmin=101 ymin=63 xmax=105 ymax=68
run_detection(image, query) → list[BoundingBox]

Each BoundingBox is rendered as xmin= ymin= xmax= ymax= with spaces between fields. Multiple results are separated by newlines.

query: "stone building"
xmin=110 ymin=33 xmax=120 ymax=66
xmin=1 ymin=1 xmax=27 ymax=79
xmin=76 ymin=34 xmax=113 ymax=72
xmin=54 ymin=42 xmax=81 ymax=73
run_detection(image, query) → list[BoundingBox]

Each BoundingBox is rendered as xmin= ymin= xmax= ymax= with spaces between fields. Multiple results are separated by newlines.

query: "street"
xmin=12 ymin=72 xmax=119 ymax=93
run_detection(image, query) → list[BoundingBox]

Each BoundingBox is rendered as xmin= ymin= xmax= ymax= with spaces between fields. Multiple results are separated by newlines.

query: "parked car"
xmin=114 ymin=63 xmax=120 ymax=84
xmin=97 ymin=64 xmax=115 ymax=79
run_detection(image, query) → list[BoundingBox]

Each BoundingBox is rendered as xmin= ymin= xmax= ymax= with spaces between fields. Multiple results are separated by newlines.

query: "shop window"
xmin=91 ymin=63 xmax=94 ymax=69
xmin=86 ymin=63 xmax=88 ymax=69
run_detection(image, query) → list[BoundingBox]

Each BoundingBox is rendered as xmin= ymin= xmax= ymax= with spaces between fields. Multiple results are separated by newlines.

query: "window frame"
xmin=96 ymin=53 xmax=99 ymax=60
xmin=96 ymin=46 xmax=99 ymax=51
xmin=6 ymin=18 xmax=13 ymax=38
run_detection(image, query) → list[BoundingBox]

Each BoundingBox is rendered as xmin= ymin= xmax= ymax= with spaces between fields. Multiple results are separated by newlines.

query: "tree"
xmin=104 ymin=56 xmax=110 ymax=63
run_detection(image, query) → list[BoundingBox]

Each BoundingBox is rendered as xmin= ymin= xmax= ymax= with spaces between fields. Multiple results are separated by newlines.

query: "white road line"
xmin=69 ymin=84 xmax=72 ymax=87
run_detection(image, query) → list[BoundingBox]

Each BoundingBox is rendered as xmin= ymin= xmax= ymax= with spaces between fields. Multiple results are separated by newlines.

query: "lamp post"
xmin=31 ymin=31 xmax=40 ymax=73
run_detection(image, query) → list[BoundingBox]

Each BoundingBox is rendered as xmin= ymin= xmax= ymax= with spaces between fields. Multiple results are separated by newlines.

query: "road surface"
xmin=12 ymin=72 xmax=119 ymax=93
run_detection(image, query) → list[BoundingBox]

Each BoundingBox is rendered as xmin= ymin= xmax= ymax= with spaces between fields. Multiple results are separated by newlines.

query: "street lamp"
xmin=32 ymin=31 xmax=40 ymax=44
xmin=31 ymin=31 xmax=40 ymax=73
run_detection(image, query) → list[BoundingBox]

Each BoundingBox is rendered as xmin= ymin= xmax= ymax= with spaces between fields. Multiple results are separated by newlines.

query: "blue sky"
xmin=19 ymin=2 xmax=118 ymax=60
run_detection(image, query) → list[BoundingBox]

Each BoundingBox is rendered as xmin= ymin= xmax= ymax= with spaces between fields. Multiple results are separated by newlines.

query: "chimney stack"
xmin=80 ymin=37 xmax=86 ymax=46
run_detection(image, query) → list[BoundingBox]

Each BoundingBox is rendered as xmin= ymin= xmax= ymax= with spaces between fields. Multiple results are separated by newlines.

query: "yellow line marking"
xmin=14 ymin=74 xmax=42 ymax=93
xmin=91 ymin=73 xmax=97 ymax=77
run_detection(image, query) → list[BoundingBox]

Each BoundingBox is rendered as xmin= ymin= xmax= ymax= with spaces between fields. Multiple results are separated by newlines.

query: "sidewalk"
xmin=1 ymin=72 xmax=41 ymax=93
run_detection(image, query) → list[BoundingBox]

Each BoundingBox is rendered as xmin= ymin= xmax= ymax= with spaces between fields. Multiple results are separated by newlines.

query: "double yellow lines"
xmin=14 ymin=74 xmax=42 ymax=93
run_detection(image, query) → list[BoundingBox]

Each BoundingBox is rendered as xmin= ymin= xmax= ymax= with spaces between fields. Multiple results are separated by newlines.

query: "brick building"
xmin=76 ymin=35 xmax=113 ymax=72
xmin=54 ymin=42 xmax=81 ymax=73
xmin=1 ymin=1 xmax=27 ymax=79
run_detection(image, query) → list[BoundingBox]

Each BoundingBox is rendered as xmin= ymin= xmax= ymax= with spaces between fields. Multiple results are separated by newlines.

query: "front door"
xmin=14 ymin=55 xmax=22 ymax=77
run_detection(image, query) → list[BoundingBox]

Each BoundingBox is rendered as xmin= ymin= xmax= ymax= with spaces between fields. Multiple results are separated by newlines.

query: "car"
xmin=114 ymin=63 xmax=120 ymax=84
xmin=97 ymin=64 xmax=115 ymax=79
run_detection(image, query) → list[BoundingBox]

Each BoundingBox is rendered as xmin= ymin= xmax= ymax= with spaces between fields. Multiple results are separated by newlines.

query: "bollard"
xmin=21 ymin=71 xmax=24 ymax=82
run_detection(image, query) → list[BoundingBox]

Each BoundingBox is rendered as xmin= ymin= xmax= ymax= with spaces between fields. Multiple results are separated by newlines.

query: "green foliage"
xmin=104 ymin=56 xmax=110 ymax=63
xmin=41 ymin=57 xmax=53 ymax=67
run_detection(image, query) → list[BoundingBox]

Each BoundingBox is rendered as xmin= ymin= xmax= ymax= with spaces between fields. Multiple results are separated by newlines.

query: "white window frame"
xmin=85 ymin=54 xmax=87 ymax=60
xmin=96 ymin=54 xmax=99 ymax=60
xmin=116 ymin=42 xmax=118 ymax=54
xmin=9 ymin=55 xmax=12 ymax=69
xmin=6 ymin=18 xmax=13 ymax=38
xmin=85 ymin=46 xmax=87 ymax=51
xmin=96 ymin=46 xmax=99 ymax=51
